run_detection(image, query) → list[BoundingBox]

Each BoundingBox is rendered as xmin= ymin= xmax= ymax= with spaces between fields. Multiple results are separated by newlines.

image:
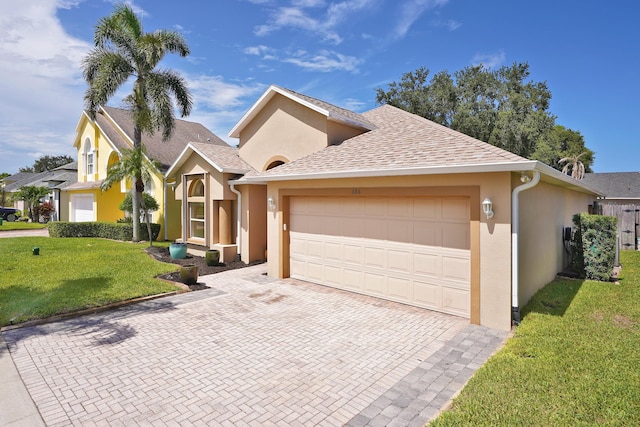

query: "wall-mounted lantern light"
xmin=267 ymin=197 xmax=277 ymax=211
xmin=482 ymin=197 xmax=494 ymax=219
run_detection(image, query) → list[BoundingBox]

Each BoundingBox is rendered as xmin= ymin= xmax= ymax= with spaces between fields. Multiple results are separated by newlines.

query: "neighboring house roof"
xmin=229 ymin=85 xmax=376 ymax=138
xmin=3 ymin=163 xmax=78 ymax=192
xmin=166 ymin=142 xmax=256 ymax=178
xmin=582 ymin=172 xmax=640 ymax=199
xmin=65 ymin=180 xmax=104 ymax=191
xmin=96 ymin=106 xmax=230 ymax=172
xmin=2 ymin=172 xmax=38 ymax=189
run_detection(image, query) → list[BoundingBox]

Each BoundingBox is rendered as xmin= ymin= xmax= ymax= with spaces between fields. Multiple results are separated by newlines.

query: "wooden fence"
xmin=593 ymin=203 xmax=640 ymax=250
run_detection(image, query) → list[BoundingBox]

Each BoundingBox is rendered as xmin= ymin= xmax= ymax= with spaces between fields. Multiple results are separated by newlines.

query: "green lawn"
xmin=0 ymin=221 xmax=47 ymax=231
xmin=432 ymin=250 xmax=640 ymax=426
xmin=0 ymin=237 xmax=180 ymax=327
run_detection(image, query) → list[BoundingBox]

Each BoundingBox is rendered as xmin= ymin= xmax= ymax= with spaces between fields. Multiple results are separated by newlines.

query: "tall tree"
xmin=531 ymin=125 xmax=594 ymax=174
xmin=19 ymin=155 xmax=75 ymax=173
xmin=82 ymin=3 xmax=192 ymax=241
xmin=376 ymin=63 xmax=557 ymax=159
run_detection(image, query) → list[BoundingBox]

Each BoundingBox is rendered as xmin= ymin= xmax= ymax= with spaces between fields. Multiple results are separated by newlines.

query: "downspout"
xmin=229 ymin=182 xmax=242 ymax=261
xmin=163 ymin=178 xmax=168 ymax=241
xmin=511 ymin=170 xmax=540 ymax=326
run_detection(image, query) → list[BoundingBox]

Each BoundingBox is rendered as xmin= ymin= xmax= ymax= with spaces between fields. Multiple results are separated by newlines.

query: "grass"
xmin=0 ymin=237 xmax=180 ymax=327
xmin=0 ymin=221 xmax=47 ymax=231
xmin=431 ymin=250 xmax=640 ymax=426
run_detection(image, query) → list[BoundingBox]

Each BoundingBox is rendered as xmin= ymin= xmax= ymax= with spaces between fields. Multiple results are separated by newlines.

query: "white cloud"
xmin=243 ymin=45 xmax=276 ymax=58
xmin=342 ymin=98 xmax=368 ymax=112
xmin=183 ymin=75 xmax=266 ymax=143
xmin=254 ymin=0 xmax=378 ymax=45
xmin=0 ymin=1 xmax=92 ymax=173
xmin=471 ymin=50 xmax=506 ymax=69
xmin=394 ymin=0 xmax=449 ymax=39
xmin=283 ymin=50 xmax=360 ymax=72
xmin=187 ymin=74 xmax=265 ymax=111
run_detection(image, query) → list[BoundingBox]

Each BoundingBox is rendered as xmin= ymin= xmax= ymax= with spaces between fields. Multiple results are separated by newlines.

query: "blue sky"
xmin=0 ymin=0 xmax=638 ymax=175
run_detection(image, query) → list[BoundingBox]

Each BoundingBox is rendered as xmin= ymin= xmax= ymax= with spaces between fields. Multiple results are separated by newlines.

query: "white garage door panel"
xmin=290 ymin=196 xmax=470 ymax=317
xmin=71 ymin=194 xmax=95 ymax=222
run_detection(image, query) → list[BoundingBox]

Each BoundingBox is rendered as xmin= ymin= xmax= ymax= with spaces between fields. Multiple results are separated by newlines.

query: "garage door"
xmin=289 ymin=196 xmax=470 ymax=317
xmin=71 ymin=194 xmax=95 ymax=222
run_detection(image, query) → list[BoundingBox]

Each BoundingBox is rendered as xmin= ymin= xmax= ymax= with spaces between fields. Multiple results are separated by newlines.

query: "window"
xmin=187 ymin=178 xmax=205 ymax=241
xmin=189 ymin=202 xmax=205 ymax=239
xmin=83 ymin=138 xmax=94 ymax=177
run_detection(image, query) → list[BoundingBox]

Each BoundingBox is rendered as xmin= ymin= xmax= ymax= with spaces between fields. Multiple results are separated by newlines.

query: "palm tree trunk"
xmin=131 ymin=126 xmax=142 ymax=242
xmin=139 ymin=192 xmax=154 ymax=247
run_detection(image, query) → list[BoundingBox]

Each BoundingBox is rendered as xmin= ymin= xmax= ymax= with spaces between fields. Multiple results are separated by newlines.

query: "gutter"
xmin=511 ymin=171 xmax=541 ymax=326
xmin=229 ymin=181 xmax=242 ymax=261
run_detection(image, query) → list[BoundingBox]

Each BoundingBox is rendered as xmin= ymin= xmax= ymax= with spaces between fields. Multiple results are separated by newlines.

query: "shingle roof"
xmin=98 ymin=106 xmax=230 ymax=171
xmin=189 ymin=142 xmax=255 ymax=174
xmin=274 ymin=86 xmax=377 ymax=130
xmin=2 ymin=172 xmax=37 ymax=187
xmin=582 ymin=172 xmax=640 ymax=199
xmin=255 ymin=104 xmax=527 ymax=178
xmin=3 ymin=167 xmax=78 ymax=192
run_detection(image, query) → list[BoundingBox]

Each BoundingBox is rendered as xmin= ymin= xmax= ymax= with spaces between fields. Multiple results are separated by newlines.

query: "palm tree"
xmin=559 ymin=152 xmax=587 ymax=180
xmin=82 ymin=3 xmax=192 ymax=241
xmin=101 ymin=147 xmax=158 ymax=246
xmin=10 ymin=186 xmax=51 ymax=223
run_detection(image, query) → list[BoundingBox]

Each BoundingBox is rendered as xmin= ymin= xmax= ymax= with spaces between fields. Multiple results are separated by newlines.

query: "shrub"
xmin=48 ymin=221 xmax=160 ymax=241
xmin=571 ymin=213 xmax=617 ymax=281
xmin=38 ymin=201 xmax=55 ymax=221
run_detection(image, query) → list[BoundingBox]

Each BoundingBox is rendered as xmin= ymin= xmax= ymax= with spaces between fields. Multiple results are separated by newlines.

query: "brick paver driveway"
xmin=4 ymin=265 xmax=505 ymax=426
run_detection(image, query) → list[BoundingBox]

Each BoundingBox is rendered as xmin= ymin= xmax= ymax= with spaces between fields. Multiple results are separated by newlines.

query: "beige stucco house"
xmin=168 ymin=85 xmax=599 ymax=331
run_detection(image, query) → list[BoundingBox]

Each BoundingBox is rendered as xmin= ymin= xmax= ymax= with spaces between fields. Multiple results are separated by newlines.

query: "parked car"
xmin=0 ymin=207 xmax=19 ymax=222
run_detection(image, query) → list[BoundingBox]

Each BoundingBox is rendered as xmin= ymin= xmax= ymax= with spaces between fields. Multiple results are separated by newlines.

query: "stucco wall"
xmin=264 ymin=172 xmax=514 ymax=331
xmin=238 ymin=184 xmax=267 ymax=263
xmin=238 ymin=94 xmax=328 ymax=172
xmin=327 ymin=120 xmax=368 ymax=146
xmin=518 ymin=180 xmax=594 ymax=305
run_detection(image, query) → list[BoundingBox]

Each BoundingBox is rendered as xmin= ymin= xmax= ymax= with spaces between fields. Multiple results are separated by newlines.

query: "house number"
xmin=352 ymin=188 xmax=361 ymax=195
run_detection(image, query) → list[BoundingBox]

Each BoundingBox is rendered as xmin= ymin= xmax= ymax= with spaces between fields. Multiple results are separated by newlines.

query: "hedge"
xmin=48 ymin=221 xmax=160 ymax=242
xmin=571 ymin=213 xmax=617 ymax=281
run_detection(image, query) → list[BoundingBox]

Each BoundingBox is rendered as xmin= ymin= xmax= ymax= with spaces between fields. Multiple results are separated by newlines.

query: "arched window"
xmin=189 ymin=179 xmax=205 ymax=196
xmin=266 ymin=160 xmax=285 ymax=170
xmin=83 ymin=138 xmax=94 ymax=177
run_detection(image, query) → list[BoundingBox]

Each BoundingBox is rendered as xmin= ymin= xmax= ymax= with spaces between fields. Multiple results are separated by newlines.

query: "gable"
xmin=238 ymin=93 xmax=329 ymax=172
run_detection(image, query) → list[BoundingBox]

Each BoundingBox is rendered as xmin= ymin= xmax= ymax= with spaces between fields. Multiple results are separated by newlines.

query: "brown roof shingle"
xmin=98 ymin=106 xmax=229 ymax=171
xmin=189 ymin=142 xmax=255 ymax=173
xmin=256 ymin=104 xmax=527 ymax=178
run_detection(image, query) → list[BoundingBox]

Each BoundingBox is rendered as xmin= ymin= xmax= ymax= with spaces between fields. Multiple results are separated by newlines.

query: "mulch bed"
xmin=145 ymin=246 xmax=263 ymax=290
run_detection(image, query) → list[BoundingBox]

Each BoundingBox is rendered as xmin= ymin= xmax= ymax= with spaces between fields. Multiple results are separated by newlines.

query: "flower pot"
xmin=179 ymin=264 xmax=198 ymax=286
xmin=169 ymin=242 xmax=187 ymax=259
xmin=205 ymin=249 xmax=220 ymax=266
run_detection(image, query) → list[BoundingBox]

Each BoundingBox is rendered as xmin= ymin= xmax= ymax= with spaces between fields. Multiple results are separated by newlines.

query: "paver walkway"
xmin=3 ymin=265 xmax=508 ymax=426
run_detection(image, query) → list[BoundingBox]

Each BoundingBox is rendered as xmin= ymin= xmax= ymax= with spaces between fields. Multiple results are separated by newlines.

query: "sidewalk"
xmin=0 ymin=229 xmax=49 ymax=238
xmin=0 ymin=336 xmax=45 ymax=426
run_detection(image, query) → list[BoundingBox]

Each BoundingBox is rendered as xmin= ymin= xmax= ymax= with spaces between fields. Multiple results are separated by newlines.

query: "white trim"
xmin=165 ymin=143 xmax=251 ymax=178
xmin=228 ymin=85 xmax=375 ymax=138
xmin=239 ymin=160 xmax=601 ymax=195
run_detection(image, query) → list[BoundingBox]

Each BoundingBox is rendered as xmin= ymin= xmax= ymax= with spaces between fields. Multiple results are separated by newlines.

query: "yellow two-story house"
xmin=65 ymin=106 xmax=230 ymax=240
